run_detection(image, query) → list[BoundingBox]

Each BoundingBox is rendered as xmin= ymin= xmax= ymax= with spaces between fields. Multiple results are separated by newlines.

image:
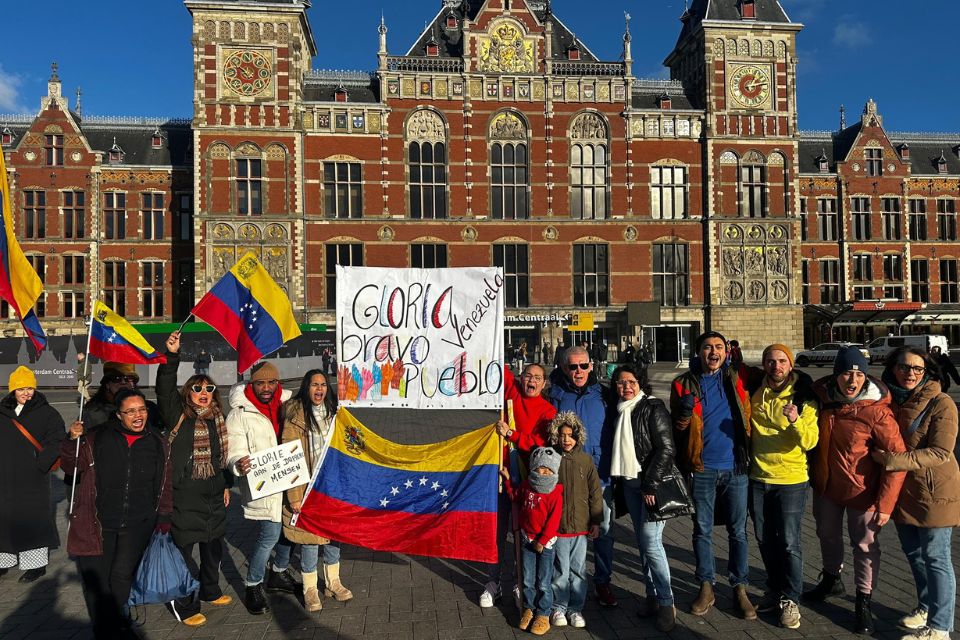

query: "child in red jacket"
xmin=502 ymin=446 xmax=563 ymax=636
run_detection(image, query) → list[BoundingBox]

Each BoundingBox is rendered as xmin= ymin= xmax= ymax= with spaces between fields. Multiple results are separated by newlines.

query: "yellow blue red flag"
xmin=191 ymin=252 xmax=301 ymax=373
xmin=0 ymin=150 xmax=46 ymax=352
xmin=90 ymin=300 xmax=166 ymax=364
xmin=294 ymin=408 xmax=500 ymax=563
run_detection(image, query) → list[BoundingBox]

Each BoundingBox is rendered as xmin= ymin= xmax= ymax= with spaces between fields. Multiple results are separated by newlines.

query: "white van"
xmin=867 ymin=335 xmax=949 ymax=363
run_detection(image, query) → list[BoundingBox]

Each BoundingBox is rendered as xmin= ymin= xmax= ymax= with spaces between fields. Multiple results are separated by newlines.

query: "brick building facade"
xmin=2 ymin=0 xmax=959 ymax=361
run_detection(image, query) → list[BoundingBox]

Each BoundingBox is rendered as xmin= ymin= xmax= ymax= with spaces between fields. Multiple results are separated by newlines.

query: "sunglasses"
xmin=107 ymin=375 xmax=138 ymax=384
xmin=191 ymin=384 xmax=217 ymax=393
xmin=567 ymin=363 xmax=591 ymax=371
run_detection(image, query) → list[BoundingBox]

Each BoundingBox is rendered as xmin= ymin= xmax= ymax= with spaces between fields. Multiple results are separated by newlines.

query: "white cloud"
xmin=0 ymin=65 xmax=29 ymax=113
xmin=833 ymin=19 xmax=871 ymax=48
xmin=786 ymin=0 xmax=826 ymax=22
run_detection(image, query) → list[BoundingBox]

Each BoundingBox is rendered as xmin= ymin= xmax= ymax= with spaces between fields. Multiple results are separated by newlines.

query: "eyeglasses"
xmin=567 ymin=363 xmax=591 ymax=371
xmin=896 ymin=364 xmax=926 ymax=375
xmin=520 ymin=373 xmax=544 ymax=382
xmin=107 ymin=375 xmax=138 ymax=384
xmin=191 ymin=384 xmax=217 ymax=393
xmin=118 ymin=407 xmax=149 ymax=416
xmin=615 ymin=379 xmax=639 ymax=388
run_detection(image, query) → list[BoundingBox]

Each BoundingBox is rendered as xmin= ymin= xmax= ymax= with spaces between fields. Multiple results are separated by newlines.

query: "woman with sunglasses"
xmin=280 ymin=369 xmax=352 ymax=612
xmin=873 ymin=347 xmax=959 ymax=640
xmin=154 ymin=332 xmax=233 ymax=625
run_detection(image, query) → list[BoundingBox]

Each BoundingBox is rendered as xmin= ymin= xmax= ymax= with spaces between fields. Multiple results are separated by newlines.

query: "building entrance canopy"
xmin=805 ymin=302 xmax=925 ymax=326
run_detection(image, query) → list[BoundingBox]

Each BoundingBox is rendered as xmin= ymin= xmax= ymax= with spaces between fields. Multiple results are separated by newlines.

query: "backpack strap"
xmin=12 ymin=419 xmax=61 ymax=471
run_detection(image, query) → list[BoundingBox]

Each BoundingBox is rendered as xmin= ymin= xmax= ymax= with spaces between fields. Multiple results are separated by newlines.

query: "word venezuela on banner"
xmin=294 ymin=408 xmax=499 ymax=563
xmin=192 ymin=252 xmax=301 ymax=373
xmin=90 ymin=301 xmax=166 ymax=364
xmin=336 ymin=266 xmax=504 ymax=409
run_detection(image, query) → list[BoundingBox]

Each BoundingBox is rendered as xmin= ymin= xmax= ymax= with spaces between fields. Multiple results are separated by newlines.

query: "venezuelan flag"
xmin=191 ymin=252 xmax=301 ymax=373
xmin=0 ymin=149 xmax=46 ymax=353
xmin=90 ymin=301 xmax=167 ymax=364
xmin=295 ymin=408 xmax=500 ymax=563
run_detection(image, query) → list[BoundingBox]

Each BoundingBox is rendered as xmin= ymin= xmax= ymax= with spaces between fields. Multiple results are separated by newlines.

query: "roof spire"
xmin=75 ymin=87 xmax=82 ymax=117
xmin=50 ymin=62 xmax=59 ymax=81
xmin=839 ymin=104 xmax=846 ymax=130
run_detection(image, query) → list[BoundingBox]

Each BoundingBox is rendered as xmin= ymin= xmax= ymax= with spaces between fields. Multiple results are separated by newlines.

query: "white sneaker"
xmin=779 ymin=598 xmax=801 ymax=630
xmin=900 ymin=627 xmax=949 ymax=640
xmin=900 ymin=607 xmax=929 ymax=630
xmin=550 ymin=610 xmax=568 ymax=627
xmin=568 ymin=612 xmax=586 ymax=628
xmin=479 ymin=581 xmax=500 ymax=608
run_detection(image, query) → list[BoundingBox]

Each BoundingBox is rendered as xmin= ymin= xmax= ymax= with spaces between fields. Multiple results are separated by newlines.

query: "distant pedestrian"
xmin=194 ymin=349 xmax=212 ymax=376
xmin=729 ymin=340 xmax=744 ymax=368
xmin=929 ymin=346 xmax=959 ymax=393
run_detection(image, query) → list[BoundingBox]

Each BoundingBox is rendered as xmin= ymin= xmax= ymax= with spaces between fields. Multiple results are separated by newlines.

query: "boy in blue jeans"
xmin=502 ymin=447 xmax=563 ymax=636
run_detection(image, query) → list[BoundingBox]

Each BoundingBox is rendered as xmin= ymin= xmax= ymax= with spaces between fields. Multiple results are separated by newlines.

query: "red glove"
xmin=155 ymin=521 xmax=172 ymax=534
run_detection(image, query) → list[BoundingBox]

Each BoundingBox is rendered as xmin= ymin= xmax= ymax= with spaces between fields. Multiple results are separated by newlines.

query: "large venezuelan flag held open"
xmin=0 ymin=148 xmax=46 ymax=353
xmin=191 ymin=252 xmax=301 ymax=373
xmin=294 ymin=408 xmax=500 ymax=564
xmin=90 ymin=301 xmax=167 ymax=364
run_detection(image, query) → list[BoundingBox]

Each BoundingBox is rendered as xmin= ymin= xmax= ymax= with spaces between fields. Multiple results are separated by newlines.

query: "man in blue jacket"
xmin=547 ymin=345 xmax=616 ymax=607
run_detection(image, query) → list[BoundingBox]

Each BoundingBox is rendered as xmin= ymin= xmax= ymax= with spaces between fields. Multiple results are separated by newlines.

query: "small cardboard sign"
xmin=247 ymin=441 xmax=309 ymax=500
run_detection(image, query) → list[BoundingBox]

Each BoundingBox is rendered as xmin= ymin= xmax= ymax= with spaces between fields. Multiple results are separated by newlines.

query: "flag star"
xmin=419 ymin=476 xmax=428 ymax=486
xmin=390 ymin=486 xmax=399 ymax=496
xmin=403 ymin=479 xmax=414 ymax=489
xmin=440 ymin=489 xmax=448 ymax=497
xmin=379 ymin=497 xmax=390 ymax=507
xmin=442 ymin=502 xmax=449 ymax=510
xmin=431 ymin=481 xmax=440 ymax=491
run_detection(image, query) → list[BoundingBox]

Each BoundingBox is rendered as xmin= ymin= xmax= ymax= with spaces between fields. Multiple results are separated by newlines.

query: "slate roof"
xmin=303 ymin=72 xmax=380 ymax=103
xmin=673 ymin=0 xmax=792 ymax=53
xmin=799 ymin=126 xmax=960 ymax=176
xmin=631 ymin=81 xmax=696 ymax=111
xmin=405 ymin=1 xmax=602 ymax=62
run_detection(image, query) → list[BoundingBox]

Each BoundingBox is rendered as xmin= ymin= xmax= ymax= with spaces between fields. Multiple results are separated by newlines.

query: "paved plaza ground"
xmin=0 ymin=364 xmax=957 ymax=639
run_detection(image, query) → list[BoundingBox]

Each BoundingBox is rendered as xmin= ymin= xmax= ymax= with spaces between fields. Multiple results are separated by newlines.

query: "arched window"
xmin=569 ymin=113 xmax=609 ymax=220
xmin=489 ymin=112 xmax=529 ymax=219
xmin=406 ymin=110 xmax=448 ymax=219
xmin=739 ymin=150 xmax=766 ymax=218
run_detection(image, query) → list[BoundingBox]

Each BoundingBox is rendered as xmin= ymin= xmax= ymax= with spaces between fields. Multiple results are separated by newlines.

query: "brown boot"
xmin=691 ymin=581 xmax=715 ymax=616
xmin=322 ymin=563 xmax=353 ymax=602
xmin=735 ymin=585 xmax=757 ymax=620
xmin=656 ymin=605 xmax=676 ymax=632
xmin=518 ymin=608 xmax=534 ymax=630
xmin=302 ymin=571 xmax=322 ymax=613
xmin=530 ymin=615 xmax=551 ymax=636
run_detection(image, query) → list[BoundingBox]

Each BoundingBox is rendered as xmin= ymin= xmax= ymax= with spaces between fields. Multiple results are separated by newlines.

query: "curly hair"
xmin=547 ymin=410 xmax=587 ymax=446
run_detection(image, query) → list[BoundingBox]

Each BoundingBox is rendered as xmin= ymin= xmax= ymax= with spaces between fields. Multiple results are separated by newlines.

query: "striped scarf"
xmin=169 ymin=404 xmax=228 ymax=480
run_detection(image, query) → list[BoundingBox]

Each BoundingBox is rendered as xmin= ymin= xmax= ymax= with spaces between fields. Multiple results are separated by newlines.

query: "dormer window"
xmin=334 ymin=85 xmax=348 ymax=102
xmin=109 ymin=138 xmax=124 ymax=164
xmin=0 ymin=127 xmax=11 ymax=146
xmin=898 ymin=144 xmax=910 ymax=160
xmin=567 ymin=45 xmax=581 ymax=61
xmin=426 ymin=39 xmax=440 ymax=57
xmin=741 ymin=0 xmax=756 ymax=19
xmin=816 ymin=151 xmax=829 ymax=173
xmin=937 ymin=152 xmax=948 ymax=174
xmin=445 ymin=14 xmax=458 ymax=29
xmin=151 ymin=129 xmax=163 ymax=149
xmin=658 ymin=93 xmax=672 ymax=110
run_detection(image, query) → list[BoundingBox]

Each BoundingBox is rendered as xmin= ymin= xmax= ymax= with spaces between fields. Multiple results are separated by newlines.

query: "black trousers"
xmin=169 ymin=537 xmax=225 ymax=618
xmin=76 ymin=521 xmax=154 ymax=638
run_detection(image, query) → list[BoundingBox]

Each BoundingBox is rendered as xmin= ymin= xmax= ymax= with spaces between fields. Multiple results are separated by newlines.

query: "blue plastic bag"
xmin=127 ymin=532 xmax=199 ymax=606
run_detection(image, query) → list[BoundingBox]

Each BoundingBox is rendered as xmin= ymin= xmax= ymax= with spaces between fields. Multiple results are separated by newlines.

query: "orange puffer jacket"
xmin=810 ymin=376 xmax=907 ymax=514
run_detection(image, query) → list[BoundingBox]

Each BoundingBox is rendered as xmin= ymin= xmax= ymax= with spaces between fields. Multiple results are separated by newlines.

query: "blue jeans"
xmin=298 ymin=542 xmax=342 ymax=574
xmin=551 ymin=535 xmax=587 ymax=614
xmin=521 ymin=540 xmax=555 ymax=616
xmin=896 ymin=524 xmax=956 ymax=632
xmin=622 ymin=478 xmax=675 ymax=605
xmin=691 ymin=469 xmax=749 ymax=586
xmin=749 ymin=481 xmax=807 ymax=602
xmin=245 ymin=520 xmax=292 ymax=586
xmin=592 ymin=484 xmax=615 ymax=585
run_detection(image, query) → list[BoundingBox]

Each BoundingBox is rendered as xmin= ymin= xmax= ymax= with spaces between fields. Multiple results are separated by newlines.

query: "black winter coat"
xmin=0 ymin=392 xmax=64 ymax=552
xmin=156 ymin=353 xmax=229 ymax=546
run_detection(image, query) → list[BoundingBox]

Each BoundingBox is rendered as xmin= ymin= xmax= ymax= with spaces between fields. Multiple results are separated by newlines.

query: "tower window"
xmin=741 ymin=0 xmax=756 ymax=19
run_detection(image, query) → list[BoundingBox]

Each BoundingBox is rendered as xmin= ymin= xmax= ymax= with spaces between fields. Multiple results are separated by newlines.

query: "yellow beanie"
xmin=8 ymin=366 xmax=37 ymax=392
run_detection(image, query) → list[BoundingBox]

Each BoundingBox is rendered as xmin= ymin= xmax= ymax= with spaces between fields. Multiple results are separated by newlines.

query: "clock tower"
xmin=665 ymin=0 xmax=804 ymax=357
xmin=184 ymin=0 xmax=317 ymax=316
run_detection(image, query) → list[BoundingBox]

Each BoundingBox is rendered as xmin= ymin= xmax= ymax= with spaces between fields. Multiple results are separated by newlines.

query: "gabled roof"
xmin=404 ymin=1 xmax=600 ymax=62
xmin=80 ymin=119 xmax=193 ymax=167
xmin=672 ymin=0 xmax=792 ymax=55
xmin=798 ymin=127 xmax=960 ymax=176
xmin=303 ymin=71 xmax=380 ymax=104
xmin=631 ymin=80 xmax=696 ymax=111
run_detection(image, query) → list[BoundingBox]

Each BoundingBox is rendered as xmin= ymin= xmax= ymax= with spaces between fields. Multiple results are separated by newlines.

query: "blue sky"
xmin=1 ymin=0 xmax=957 ymax=133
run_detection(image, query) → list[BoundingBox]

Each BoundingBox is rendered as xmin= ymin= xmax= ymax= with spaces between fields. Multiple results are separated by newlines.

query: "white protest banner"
xmin=336 ymin=266 xmax=504 ymax=409
xmin=247 ymin=441 xmax=310 ymax=500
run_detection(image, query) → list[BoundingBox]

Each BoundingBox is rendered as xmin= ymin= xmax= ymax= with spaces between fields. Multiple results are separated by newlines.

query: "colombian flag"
xmin=0 ymin=149 xmax=46 ymax=353
xmin=191 ymin=252 xmax=301 ymax=373
xmin=295 ymin=409 xmax=500 ymax=563
xmin=90 ymin=300 xmax=166 ymax=364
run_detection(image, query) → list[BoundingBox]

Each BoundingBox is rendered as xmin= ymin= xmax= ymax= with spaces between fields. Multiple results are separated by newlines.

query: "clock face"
xmin=222 ymin=50 xmax=272 ymax=97
xmin=729 ymin=64 xmax=771 ymax=109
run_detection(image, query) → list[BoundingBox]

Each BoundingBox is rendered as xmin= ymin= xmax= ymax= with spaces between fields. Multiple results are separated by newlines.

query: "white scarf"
xmin=610 ymin=392 xmax=645 ymax=479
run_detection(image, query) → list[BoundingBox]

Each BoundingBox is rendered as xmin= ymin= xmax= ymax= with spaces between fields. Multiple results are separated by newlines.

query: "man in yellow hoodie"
xmin=748 ymin=344 xmax=818 ymax=630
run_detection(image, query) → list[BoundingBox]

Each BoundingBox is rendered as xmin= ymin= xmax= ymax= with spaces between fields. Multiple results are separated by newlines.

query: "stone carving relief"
xmin=777 ymin=41 xmax=787 ymax=59
xmin=570 ymin=113 xmax=607 ymax=140
xmin=542 ymin=226 xmax=559 ymax=241
xmin=207 ymin=221 xmax=291 ymax=287
xmin=719 ymin=151 xmax=738 ymax=164
xmin=719 ymin=223 xmax=791 ymax=305
xmin=461 ymin=226 xmax=478 ymax=242
xmin=763 ymin=40 xmax=774 ymax=57
xmin=623 ymin=226 xmax=638 ymax=242
xmin=477 ymin=21 xmax=534 ymax=73
xmin=212 ymin=247 xmax=235 ymax=279
xmin=714 ymin=38 xmax=725 ymax=61
xmin=264 ymin=247 xmax=288 ymax=280
xmin=378 ymin=225 xmax=395 ymax=241
xmin=489 ymin=112 xmax=526 ymax=140
xmin=406 ymin=110 xmax=445 ymax=142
